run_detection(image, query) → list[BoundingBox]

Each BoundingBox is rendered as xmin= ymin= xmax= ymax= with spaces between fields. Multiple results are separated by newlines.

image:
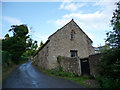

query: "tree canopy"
xmin=97 ymin=2 xmax=120 ymax=88
xmin=2 ymin=24 xmax=30 ymax=64
xmin=106 ymin=1 xmax=120 ymax=48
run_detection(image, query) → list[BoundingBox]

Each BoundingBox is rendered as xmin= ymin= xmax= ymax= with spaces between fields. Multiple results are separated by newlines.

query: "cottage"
xmin=34 ymin=19 xmax=95 ymax=70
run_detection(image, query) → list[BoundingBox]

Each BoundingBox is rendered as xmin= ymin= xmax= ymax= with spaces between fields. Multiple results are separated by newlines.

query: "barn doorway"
xmin=80 ymin=58 xmax=90 ymax=75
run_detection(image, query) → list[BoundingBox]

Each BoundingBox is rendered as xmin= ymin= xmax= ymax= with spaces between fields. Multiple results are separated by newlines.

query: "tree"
xmin=5 ymin=34 xmax=9 ymax=39
xmin=40 ymin=41 xmax=43 ymax=48
xmin=23 ymin=39 xmax=38 ymax=57
xmin=2 ymin=24 xmax=29 ymax=64
xmin=9 ymin=25 xmax=29 ymax=38
xmin=106 ymin=1 xmax=120 ymax=48
xmin=37 ymin=41 xmax=43 ymax=50
xmin=97 ymin=2 xmax=120 ymax=88
xmin=33 ymin=41 xmax=43 ymax=56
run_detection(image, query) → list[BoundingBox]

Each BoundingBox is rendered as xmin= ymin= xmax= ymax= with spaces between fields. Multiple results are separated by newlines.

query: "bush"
xmin=2 ymin=51 xmax=15 ymax=71
xmin=96 ymin=75 xmax=120 ymax=88
xmin=48 ymin=66 xmax=78 ymax=78
xmin=58 ymin=71 xmax=67 ymax=77
xmin=2 ymin=50 xmax=12 ymax=65
xmin=98 ymin=48 xmax=120 ymax=78
xmin=59 ymin=66 xmax=63 ymax=71
xmin=57 ymin=56 xmax=61 ymax=64
xmin=2 ymin=50 xmax=29 ymax=67
xmin=19 ymin=56 xmax=29 ymax=63
xmin=97 ymin=48 xmax=120 ymax=88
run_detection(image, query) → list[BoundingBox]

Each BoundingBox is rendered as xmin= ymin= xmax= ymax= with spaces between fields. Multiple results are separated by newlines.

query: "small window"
xmin=70 ymin=33 xmax=73 ymax=39
xmin=70 ymin=50 xmax=77 ymax=57
xmin=70 ymin=30 xmax=75 ymax=40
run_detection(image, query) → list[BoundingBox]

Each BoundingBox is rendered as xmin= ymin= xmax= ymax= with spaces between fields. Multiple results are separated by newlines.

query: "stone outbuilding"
xmin=34 ymin=19 xmax=95 ymax=70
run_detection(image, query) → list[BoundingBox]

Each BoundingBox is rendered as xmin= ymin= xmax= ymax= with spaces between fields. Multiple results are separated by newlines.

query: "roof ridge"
xmin=48 ymin=19 xmax=93 ymax=43
xmin=72 ymin=20 xmax=93 ymax=43
xmin=48 ymin=19 xmax=73 ymax=39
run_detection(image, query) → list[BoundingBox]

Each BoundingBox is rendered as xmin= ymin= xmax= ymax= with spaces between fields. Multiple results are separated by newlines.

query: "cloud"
xmin=55 ymin=18 xmax=70 ymax=28
xmin=59 ymin=2 xmax=85 ymax=11
xmin=54 ymin=1 xmax=119 ymax=46
xmin=63 ymin=12 xmax=109 ymax=31
xmin=59 ymin=0 xmax=116 ymax=12
xmin=55 ymin=11 xmax=106 ymax=31
xmin=56 ymin=1 xmax=118 ymax=31
xmin=3 ymin=16 xmax=22 ymax=25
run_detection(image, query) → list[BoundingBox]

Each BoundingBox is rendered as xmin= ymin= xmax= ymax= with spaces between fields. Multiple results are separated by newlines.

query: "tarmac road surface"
xmin=2 ymin=60 xmax=86 ymax=88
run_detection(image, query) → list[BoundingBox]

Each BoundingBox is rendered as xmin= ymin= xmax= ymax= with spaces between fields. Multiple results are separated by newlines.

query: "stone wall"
xmin=59 ymin=56 xmax=81 ymax=76
xmin=47 ymin=19 xmax=94 ymax=69
xmin=34 ymin=49 xmax=102 ymax=78
xmin=34 ymin=19 xmax=95 ymax=70
xmin=89 ymin=53 xmax=102 ymax=77
xmin=59 ymin=54 xmax=102 ymax=77
xmin=34 ymin=42 xmax=49 ymax=69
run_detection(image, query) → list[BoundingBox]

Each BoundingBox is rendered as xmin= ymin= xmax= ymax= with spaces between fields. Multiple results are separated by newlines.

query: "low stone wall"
xmin=60 ymin=54 xmax=102 ymax=77
xmin=34 ymin=52 xmax=102 ymax=77
xmin=59 ymin=56 xmax=81 ymax=76
xmin=89 ymin=53 xmax=102 ymax=77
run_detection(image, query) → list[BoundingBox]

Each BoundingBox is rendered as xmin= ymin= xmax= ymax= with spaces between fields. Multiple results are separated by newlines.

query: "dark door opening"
xmin=80 ymin=58 xmax=90 ymax=75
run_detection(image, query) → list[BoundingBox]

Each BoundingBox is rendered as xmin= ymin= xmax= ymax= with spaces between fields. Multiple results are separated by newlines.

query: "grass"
xmin=32 ymin=63 xmax=94 ymax=88
xmin=64 ymin=76 xmax=92 ymax=88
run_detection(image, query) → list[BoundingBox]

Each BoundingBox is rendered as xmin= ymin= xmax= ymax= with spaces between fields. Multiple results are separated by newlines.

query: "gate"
xmin=80 ymin=58 xmax=90 ymax=75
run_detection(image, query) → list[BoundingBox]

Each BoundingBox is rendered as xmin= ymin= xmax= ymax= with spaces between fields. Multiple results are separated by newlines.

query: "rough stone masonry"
xmin=34 ymin=19 xmax=95 ymax=70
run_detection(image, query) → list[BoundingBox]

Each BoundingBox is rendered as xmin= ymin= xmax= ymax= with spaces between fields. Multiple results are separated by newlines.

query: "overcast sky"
xmin=1 ymin=0 xmax=119 ymax=47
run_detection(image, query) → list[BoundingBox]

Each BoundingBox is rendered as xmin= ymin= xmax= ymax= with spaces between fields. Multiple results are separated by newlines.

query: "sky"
xmin=1 ymin=0 xmax=119 ymax=47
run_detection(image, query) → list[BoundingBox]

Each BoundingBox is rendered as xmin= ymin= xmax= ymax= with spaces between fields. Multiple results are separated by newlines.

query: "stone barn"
xmin=34 ymin=19 xmax=95 ymax=70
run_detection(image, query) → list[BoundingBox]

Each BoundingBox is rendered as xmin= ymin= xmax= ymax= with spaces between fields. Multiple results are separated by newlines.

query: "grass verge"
xmin=32 ymin=63 xmax=95 ymax=88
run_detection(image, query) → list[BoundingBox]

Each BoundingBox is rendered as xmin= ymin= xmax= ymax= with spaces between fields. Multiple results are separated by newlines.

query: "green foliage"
xmin=46 ymin=66 xmax=78 ymax=78
xmin=37 ymin=41 xmax=43 ymax=51
xmin=19 ymin=56 xmax=29 ymax=63
xmin=98 ymin=44 xmax=110 ymax=53
xmin=106 ymin=2 xmax=120 ymax=48
xmin=59 ymin=66 xmax=63 ymax=71
xmin=97 ymin=48 xmax=120 ymax=88
xmin=34 ymin=41 xmax=43 ymax=56
xmin=96 ymin=75 xmax=120 ymax=88
xmin=2 ymin=51 xmax=12 ymax=65
xmin=98 ymin=48 xmax=120 ymax=78
xmin=2 ymin=24 xmax=29 ymax=64
xmin=5 ymin=34 xmax=9 ymax=39
xmin=57 ymin=56 xmax=61 ymax=64
xmin=96 ymin=2 xmax=120 ymax=88
xmin=2 ymin=50 xmax=16 ymax=72
xmin=9 ymin=25 xmax=29 ymax=37
xmin=33 ymin=64 xmax=92 ymax=88
xmin=40 ymin=41 xmax=43 ymax=47
xmin=24 ymin=39 xmax=38 ymax=57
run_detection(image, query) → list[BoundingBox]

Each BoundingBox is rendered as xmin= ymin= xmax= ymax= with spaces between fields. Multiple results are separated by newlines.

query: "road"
xmin=2 ymin=60 xmax=85 ymax=88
